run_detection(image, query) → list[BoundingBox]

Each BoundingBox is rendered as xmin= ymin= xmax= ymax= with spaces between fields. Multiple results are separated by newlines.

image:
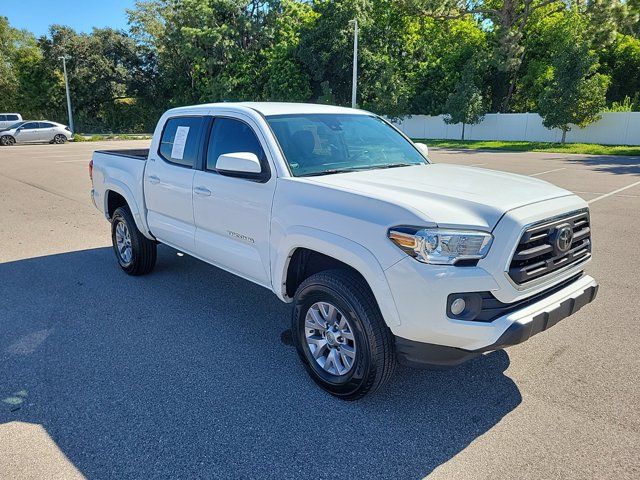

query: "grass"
xmin=414 ymin=139 xmax=640 ymax=156
xmin=73 ymin=133 xmax=152 ymax=142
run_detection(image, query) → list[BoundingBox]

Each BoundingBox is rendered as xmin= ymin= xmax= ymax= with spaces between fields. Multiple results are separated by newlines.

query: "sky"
xmin=0 ymin=0 xmax=136 ymax=37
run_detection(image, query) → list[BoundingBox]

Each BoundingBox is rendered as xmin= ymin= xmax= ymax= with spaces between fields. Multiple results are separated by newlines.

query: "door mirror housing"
xmin=216 ymin=152 xmax=262 ymax=175
xmin=414 ymin=142 xmax=429 ymax=157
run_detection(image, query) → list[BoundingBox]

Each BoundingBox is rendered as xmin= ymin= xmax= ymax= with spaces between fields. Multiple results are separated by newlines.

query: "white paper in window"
xmin=171 ymin=126 xmax=190 ymax=160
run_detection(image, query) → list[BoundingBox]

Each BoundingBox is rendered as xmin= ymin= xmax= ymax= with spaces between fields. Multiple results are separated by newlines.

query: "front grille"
xmin=508 ymin=210 xmax=591 ymax=285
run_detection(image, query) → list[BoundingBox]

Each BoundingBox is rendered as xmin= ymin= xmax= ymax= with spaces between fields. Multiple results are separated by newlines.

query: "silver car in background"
xmin=0 ymin=113 xmax=23 ymax=129
xmin=0 ymin=121 xmax=73 ymax=146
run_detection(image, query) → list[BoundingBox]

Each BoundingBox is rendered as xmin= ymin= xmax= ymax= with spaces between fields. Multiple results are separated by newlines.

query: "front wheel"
xmin=53 ymin=134 xmax=67 ymax=144
xmin=111 ymin=206 xmax=157 ymax=275
xmin=292 ymin=269 xmax=397 ymax=400
xmin=0 ymin=135 xmax=15 ymax=146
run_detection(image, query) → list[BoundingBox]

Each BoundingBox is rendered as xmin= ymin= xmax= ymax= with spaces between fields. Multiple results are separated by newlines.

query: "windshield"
xmin=4 ymin=121 xmax=25 ymax=130
xmin=266 ymin=114 xmax=428 ymax=177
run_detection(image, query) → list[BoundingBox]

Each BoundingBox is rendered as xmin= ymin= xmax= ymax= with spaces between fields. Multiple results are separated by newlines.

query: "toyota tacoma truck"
xmin=90 ymin=102 xmax=598 ymax=399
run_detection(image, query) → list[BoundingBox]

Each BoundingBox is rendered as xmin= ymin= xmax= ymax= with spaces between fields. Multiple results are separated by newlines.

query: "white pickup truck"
xmin=90 ymin=102 xmax=598 ymax=399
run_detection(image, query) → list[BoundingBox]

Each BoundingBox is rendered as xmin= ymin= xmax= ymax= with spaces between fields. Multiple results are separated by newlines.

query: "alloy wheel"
xmin=114 ymin=220 xmax=133 ymax=264
xmin=304 ymin=301 xmax=357 ymax=376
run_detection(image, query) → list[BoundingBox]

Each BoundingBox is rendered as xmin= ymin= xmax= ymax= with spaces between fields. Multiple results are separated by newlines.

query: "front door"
xmin=192 ymin=116 xmax=276 ymax=287
xmin=15 ymin=122 xmax=39 ymax=143
xmin=144 ymin=116 xmax=206 ymax=251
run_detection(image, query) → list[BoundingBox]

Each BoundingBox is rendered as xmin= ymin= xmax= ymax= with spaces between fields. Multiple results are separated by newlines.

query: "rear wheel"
xmin=292 ymin=269 xmax=396 ymax=400
xmin=53 ymin=134 xmax=67 ymax=144
xmin=0 ymin=135 xmax=15 ymax=146
xmin=111 ymin=206 xmax=157 ymax=275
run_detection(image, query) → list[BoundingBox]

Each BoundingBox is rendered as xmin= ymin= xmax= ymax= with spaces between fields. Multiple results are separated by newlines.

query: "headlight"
xmin=388 ymin=227 xmax=493 ymax=265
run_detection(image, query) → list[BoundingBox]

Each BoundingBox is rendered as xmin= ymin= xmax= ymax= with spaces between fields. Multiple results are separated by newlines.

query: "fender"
xmin=272 ymin=226 xmax=401 ymax=327
xmin=103 ymin=179 xmax=153 ymax=240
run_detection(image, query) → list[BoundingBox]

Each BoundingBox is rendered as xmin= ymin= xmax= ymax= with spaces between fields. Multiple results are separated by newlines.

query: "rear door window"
xmin=39 ymin=122 xmax=55 ymax=128
xmin=7 ymin=115 xmax=19 ymax=121
xmin=158 ymin=117 xmax=205 ymax=168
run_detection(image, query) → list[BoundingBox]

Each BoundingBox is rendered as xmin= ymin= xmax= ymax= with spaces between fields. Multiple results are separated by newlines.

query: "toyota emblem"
xmin=554 ymin=224 xmax=574 ymax=254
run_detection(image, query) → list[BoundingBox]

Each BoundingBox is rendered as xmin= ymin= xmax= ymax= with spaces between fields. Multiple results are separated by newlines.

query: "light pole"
xmin=58 ymin=56 xmax=74 ymax=134
xmin=349 ymin=19 xmax=358 ymax=108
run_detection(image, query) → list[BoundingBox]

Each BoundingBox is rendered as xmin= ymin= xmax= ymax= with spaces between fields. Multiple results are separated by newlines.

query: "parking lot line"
xmin=588 ymin=180 xmax=640 ymax=204
xmin=32 ymin=154 xmax=91 ymax=159
xmin=469 ymin=163 xmax=488 ymax=167
xmin=529 ymin=167 xmax=566 ymax=177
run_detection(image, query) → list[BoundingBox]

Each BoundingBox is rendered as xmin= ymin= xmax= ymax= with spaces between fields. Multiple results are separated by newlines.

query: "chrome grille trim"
xmin=507 ymin=209 xmax=592 ymax=286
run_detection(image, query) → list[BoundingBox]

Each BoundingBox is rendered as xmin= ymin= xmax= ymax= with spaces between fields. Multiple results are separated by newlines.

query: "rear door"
xmin=34 ymin=122 xmax=55 ymax=142
xmin=144 ymin=116 xmax=206 ymax=251
xmin=192 ymin=115 xmax=276 ymax=286
xmin=37 ymin=122 xmax=57 ymax=142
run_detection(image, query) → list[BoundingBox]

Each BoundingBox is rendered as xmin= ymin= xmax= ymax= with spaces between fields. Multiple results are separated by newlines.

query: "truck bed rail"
xmin=94 ymin=149 xmax=149 ymax=160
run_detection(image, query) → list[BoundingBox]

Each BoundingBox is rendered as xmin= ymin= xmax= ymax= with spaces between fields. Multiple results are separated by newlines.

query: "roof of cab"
xmin=167 ymin=102 xmax=371 ymax=117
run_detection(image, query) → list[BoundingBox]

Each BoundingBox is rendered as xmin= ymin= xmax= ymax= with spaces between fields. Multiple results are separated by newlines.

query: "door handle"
xmin=147 ymin=175 xmax=160 ymax=185
xmin=193 ymin=186 xmax=212 ymax=197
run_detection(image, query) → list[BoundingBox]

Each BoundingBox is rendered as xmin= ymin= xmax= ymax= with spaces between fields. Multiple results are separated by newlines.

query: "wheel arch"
xmin=273 ymin=228 xmax=401 ymax=327
xmin=0 ymin=134 xmax=16 ymax=145
xmin=103 ymin=183 xmax=153 ymax=240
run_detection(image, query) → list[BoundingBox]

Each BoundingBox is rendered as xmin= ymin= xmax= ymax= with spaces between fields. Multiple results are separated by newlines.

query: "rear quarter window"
xmin=158 ymin=116 xmax=205 ymax=168
xmin=7 ymin=115 xmax=20 ymax=121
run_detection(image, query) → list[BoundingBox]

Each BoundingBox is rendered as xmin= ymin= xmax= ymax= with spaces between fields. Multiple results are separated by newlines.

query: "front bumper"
xmin=395 ymin=276 xmax=598 ymax=368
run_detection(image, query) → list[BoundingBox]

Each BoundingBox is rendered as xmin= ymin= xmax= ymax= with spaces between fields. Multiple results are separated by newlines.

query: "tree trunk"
xmin=461 ymin=123 xmax=466 ymax=141
xmin=561 ymin=128 xmax=567 ymax=144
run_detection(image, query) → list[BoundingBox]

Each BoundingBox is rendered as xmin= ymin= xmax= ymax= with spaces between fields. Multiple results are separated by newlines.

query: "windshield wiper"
xmin=300 ymin=163 xmax=421 ymax=177
xmin=300 ymin=163 xmax=424 ymax=177
xmin=299 ymin=166 xmax=373 ymax=177
xmin=376 ymin=163 xmax=419 ymax=169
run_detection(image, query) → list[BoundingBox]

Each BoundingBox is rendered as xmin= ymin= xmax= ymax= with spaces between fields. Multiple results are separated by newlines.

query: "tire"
xmin=53 ymin=134 xmax=67 ymax=144
xmin=0 ymin=135 xmax=15 ymax=146
xmin=292 ymin=269 xmax=397 ymax=400
xmin=111 ymin=206 xmax=157 ymax=275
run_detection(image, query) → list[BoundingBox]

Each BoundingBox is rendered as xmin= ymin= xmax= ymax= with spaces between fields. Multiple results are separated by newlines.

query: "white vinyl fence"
xmin=391 ymin=112 xmax=640 ymax=146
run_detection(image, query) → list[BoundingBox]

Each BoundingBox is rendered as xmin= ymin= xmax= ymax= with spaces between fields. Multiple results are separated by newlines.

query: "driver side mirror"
xmin=216 ymin=152 xmax=263 ymax=177
xmin=414 ymin=142 xmax=429 ymax=157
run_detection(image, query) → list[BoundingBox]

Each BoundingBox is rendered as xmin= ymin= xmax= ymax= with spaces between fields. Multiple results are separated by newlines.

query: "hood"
xmin=303 ymin=163 xmax=574 ymax=230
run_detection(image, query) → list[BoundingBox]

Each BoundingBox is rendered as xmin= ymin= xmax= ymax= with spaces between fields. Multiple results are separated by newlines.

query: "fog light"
xmin=450 ymin=297 xmax=466 ymax=316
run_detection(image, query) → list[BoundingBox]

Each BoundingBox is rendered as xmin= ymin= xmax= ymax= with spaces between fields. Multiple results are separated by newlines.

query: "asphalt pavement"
xmin=0 ymin=141 xmax=638 ymax=479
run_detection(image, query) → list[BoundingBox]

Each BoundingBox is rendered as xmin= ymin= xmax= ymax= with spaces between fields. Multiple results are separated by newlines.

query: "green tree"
xmin=298 ymin=0 xmax=371 ymax=106
xmin=600 ymin=33 xmax=640 ymax=108
xmin=443 ymin=59 xmax=485 ymax=139
xmin=262 ymin=0 xmax=315 ymax=101
xmin=35 ymin=25 xmax=157 ymax=132
xmin=538 ymin=23 xmax=610 ymax=143
xmin=0 ymin=17 xmax=42 ymax=114
xmin=407 ymin=0 xmax=568 ymax=112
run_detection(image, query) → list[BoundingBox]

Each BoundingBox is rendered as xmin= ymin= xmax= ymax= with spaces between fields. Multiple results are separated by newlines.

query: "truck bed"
xmin=94 ymin=149 xmax=149 ymax=160
xmin=91 ymin=149 xmax=149 ymax=225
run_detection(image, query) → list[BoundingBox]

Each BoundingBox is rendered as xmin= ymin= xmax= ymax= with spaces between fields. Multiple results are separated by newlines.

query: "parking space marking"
xmin=588 ymin=180 xmax=640 ymax=204
xmin=55 ymin=159 xmax=92 ymax=163
xmin=32 ymin=154 xmax=92 ymax=159
xmin=529 ymin=167 xmax=566 ymax=177
xmin=469 ymin=163 xmax=488 ymax=167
